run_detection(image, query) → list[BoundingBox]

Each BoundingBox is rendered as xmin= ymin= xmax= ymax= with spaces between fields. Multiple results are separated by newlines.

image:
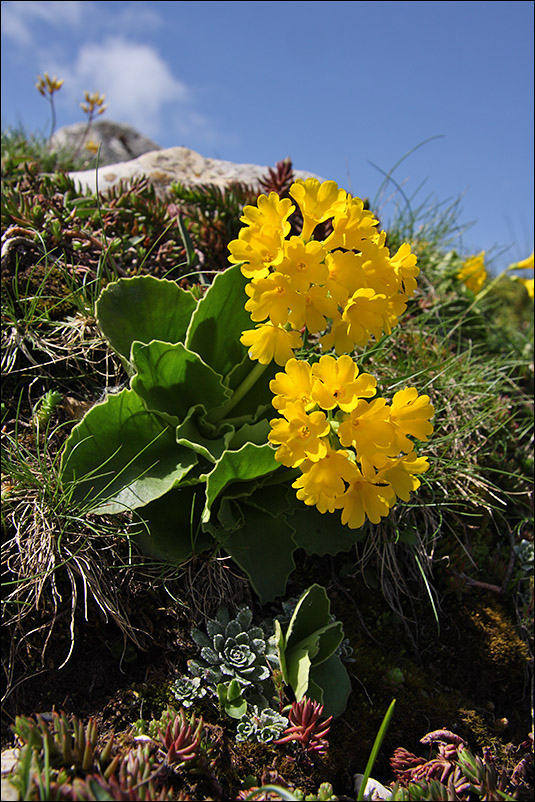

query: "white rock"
xmin=50 ymin=120 xmax=161 ymax=166
xmin=67 ymin=145 xmax=324 ymax=196
xmin=354 ymin=773 xmax=393 ymax=800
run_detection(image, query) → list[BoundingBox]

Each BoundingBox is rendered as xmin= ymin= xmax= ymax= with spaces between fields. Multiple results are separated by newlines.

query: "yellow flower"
xmin=241 ymin=192 xmax=294 ymax=235
xmin=268 ymin=402 xmax=330 ymax=467
xmin=389 ymin=387 xmax=434 ymax=452
xmin=515 ymin=277 xmax=534 ymax=299
xmin=508 ymin=252 xmax=534 ymax=271
xmin=85 ymin=139 xmax=99 ymax=154
xmin=36 ymin=72 xmax=64 ymax=96
xmin=228 ymin=225 xmax=285 ymax=278
xmin=342 ymin=288 xmax=389 ymax=346
xmin=334 ymin=463 xmax=396 ymax=528
xmin=292 ymin=446 xmax=359 ymax=514
xmin=325 ymin=249 xmax=367 ymax=306
xmin=310 ymin=355 xmax=376 ymax=412
xmin=457 ymin=251 xmax=487 ymax=292
xmin=240 ymin=324 xmax=302 ymax=366
xmin=377 ymin=453 xmax=430 ymax=501
xmin=244 ymin=272 xmax=300 ymax=326
xmin=270 ymin=359 xmax=314 ymax=412
xmin=288 ymin=284 xmax=338 ymax=334
xmin=80 ymin=90 xmax=107 ymax=115
xmin=289 ymin=179 xmax=347 ymax=241
xmin=389 ymin=242 xmax=419 ymax=295
xmin=277 ymin=237 xmax=328 ymax=292
xmin=323 ymin=196 xmax=379 ymax=252
xmin=337 ymin=398 xmax=395 ymax=461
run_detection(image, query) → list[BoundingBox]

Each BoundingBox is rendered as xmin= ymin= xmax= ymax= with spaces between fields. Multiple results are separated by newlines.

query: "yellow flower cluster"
xmin=229 ymin=178 xmax=419 ymax=366
xmin=35 ymin=73 xmax=64 ymax=97
xmin=457 ymin=251 xmax=487 ymax=293
xmin=267 ymin=356 xmax=433 ymax=529
xmin=80 ymin=91 xmax=107 ymax=117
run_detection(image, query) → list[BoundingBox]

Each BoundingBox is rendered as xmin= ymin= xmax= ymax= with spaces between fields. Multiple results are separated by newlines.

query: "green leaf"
xmin=217 ymin=505 xmax=297 ymax=602
xmin=309 ymin=654 xmax=352 ymax=718
xmin=96 ymin=276 xmax=196 ymax=361
xmin=132 ymin=484 xmax=212 ymax=564
xmin=186 ymin=264 xmax=251 ymax=377
xmin=288 ymin=649 xmax=312 ymax=702
xmin=130 ymin=340 xmax=230 ymax=423
xmin=60 ymin=388 xmax=197 ymax=514
xmin=287 ymin=498 xmax=367 ymax=555
xmin=202 ymin=442 xmax=279 ymax=523
xmin=175 ymin=405 xmax=235 ymax=464
xmin=285 ymin=585 xmax=331 ymax=652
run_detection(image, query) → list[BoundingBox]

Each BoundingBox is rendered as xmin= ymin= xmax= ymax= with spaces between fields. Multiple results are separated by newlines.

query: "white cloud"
xmin=1 ymin=1 xmax=85 ymax=45
xmin=55 ymin=36 xmax=214 ymax=142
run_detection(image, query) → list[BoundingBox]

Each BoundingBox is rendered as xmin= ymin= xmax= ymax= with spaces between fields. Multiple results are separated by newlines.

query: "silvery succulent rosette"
xmin=188 ymin=606 xmax=279 ymax=707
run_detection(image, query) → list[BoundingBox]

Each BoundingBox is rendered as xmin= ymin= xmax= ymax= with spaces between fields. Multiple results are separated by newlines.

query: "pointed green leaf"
xmin=60 ymin=388 xmax=197 ymax=514
xmin=186 ymin=264 xmax=250 ymax=376
xmin=130 ymin=340 xmax=230 ymax=422
xmin=96 ymin=276 xmax=196 ymax=361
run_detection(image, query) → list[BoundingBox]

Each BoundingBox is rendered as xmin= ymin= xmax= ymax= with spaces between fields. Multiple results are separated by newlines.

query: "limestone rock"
xmin=67 ymin=146 xmax=323 ymax=196
xmin=50 ymin=120 xmax=161 ymax=166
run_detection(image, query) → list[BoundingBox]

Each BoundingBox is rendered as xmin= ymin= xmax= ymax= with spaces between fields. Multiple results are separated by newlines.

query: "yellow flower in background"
xmin=85 ymin=140 xmax=99 ymax=154
xmin=508 ymin=252 xmax=534 ymax=271
xmin=80 ymin=90 xmax=107 ymax=116
xmin=457 ymin=251 xmax=487 ymax=292
xmin=514 ymin=277 xmax=534 ymax=299
xmin=240 ymin=323 xmax=302 ymax=366
xmin=35 ymin=72 xmax=64 ymax=96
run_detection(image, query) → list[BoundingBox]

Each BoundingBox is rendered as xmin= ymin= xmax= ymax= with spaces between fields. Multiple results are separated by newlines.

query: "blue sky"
xmin=1 ymin=0 xmax=533 ymax=274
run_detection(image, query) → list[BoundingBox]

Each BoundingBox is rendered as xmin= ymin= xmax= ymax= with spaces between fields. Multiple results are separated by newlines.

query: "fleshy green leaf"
xmin=287 ymin=499 xmax=368 ymax=555
xmin=60 ymin=388 xmax=197 ymax=514
xmin=309 ymin=654 xmax=352 ymax=718
xmin=175 ymin=405 xmax=235 ymax=463
xmin=285 ymin=585 xmax=332 ymax=652
xmin=96 ymin=276 xmax=196 ymax=361
xmin=132 ymin=484 xmax=212 ymax=564
xmin=288 ymin=650 xmax=312 ymax=702
xmin=130 ymin=340 xmax=230 ymax=423
xmin=217 ymin=505 xmax=297 ymax=602
xmin=186 ymin=264 xmax=250 ymax=377
xmin=202 ymin=442 xmax=279 ymax=523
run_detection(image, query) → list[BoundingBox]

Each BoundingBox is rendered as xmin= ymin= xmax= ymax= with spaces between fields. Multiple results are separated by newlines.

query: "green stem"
xmin=210 ymin=361 xmax=268 ymax=424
